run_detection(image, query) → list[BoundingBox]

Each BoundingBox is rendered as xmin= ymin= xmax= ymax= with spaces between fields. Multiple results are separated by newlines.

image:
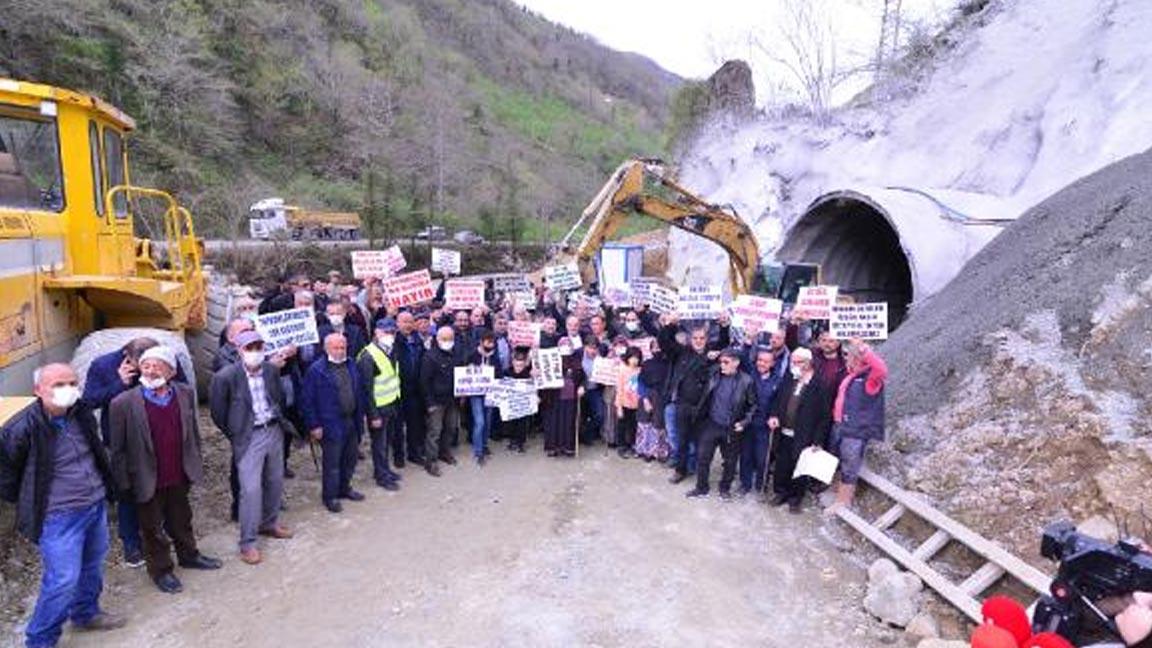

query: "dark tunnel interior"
xmin=777 ymin=195 xmax=914 ymax=327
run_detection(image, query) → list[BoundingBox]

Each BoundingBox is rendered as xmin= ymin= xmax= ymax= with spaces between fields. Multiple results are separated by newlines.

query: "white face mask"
xmin=328 ymin=354 xmax=346 ymax=364
xmin=242 ymin=350 xmax=264 ymax=368
xmin=438 ymin=340 xmax=454 ymax=352
xmin=790 ymin=365 xmax=803 ymax=379
xmin=50 ymin=385 xmax=81 ymax=409
xmin=615 ymin=347 xmax=627 ymax=357
xmin=140 ymin=376 xmax=167 ymax=390
xmin=379 ymin=335 xmax=395 ymax=348
xmin=328 ymin=314 xmax=345 ymax=327
xmin=625 ymin=321 xmax=640 ymax=332
xmin=558 ymin=342 xmax=573 ymax=356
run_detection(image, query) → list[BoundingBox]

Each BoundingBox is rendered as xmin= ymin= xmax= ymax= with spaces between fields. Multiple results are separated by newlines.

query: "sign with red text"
xmin=444 ymin=279 xmax=486 ymax=311
xmin=351 ymin=246 xmax=406 ymax=279
xmin=793 ymin=285 xmax=839 ymax=320
xmin=730 ymin=294 xmax=783 ymax=333
xmin=508 ymin=321 xmax=542 ymax=348
xmin=383 ymin=269 xmax=434 ymax=308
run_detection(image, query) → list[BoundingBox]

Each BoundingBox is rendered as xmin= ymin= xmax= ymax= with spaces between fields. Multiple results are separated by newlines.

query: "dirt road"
xmin=46 ymin=446 xmax=902 ymax=648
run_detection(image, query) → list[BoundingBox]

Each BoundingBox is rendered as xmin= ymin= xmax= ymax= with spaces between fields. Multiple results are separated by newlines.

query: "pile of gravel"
xmin=884 ymin=148 xmax=1152 ymax=419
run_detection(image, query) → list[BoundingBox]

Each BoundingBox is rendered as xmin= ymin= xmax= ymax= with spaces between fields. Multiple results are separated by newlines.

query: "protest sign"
xmin=648 ymin=285 xmax=678 ymax=314
xmin=590 ymin=357 xmax=619 ymax=386
xmin=453 ymin=365 xmax=496 ymax=397
xmin=793 ymin=447 xmax=840 ymax=485
xmin=492 ymin=274 xmax=531 ymax=293
xmin=533 ymin=347 xmax=564 ymax=389
xmin=630 ymin=336 xmax=654 ymax=360
xmin=544 ymin=263 xmax=582 ymax=291
xmin=602 ymin=285 xmax=632 ymax=308
xmin=508 ymin=321 xmax=541 ymax=348
xmin=677 ymin=285 xmax=725 ymax=320
xmin=505 ymin=289 xmax=536 ymax=309
xmin=493 ymin=380 xmax=538 ymax=421
xmin=383 ymin=269 xmax=435 ymax=309
xmin=485 ymin=377 xmax=534 ymax=408
xmin=629 ymin=277 xmax=660 ymax=306
xmin=431 ymin=248 xmax=461 ymax=275
xmin=730 ymin=294 xmax=783 ymax=332
xmin=444 ymin=279 xmax=486 ymax=310
xmin=793 ymin=285 xmax=839 ymax=320
xmin=351 ymin=246 xmax=406 ymax=279
xmin=830 ymin=302 xmax=889 ymax=340
xmin=255 ymin=307 xmax=319 ymax=352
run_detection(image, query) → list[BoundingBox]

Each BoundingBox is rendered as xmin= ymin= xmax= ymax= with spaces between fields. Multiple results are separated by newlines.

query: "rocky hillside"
xmin=874 ymin=148 xmax=1152 ymax=560
xmin=0 ymin=0 xmax=681 ymax=238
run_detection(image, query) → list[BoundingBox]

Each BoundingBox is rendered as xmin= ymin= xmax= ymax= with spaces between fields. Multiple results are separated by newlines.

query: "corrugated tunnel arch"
xmin=777 ymin=191 xmax=915 ymax=326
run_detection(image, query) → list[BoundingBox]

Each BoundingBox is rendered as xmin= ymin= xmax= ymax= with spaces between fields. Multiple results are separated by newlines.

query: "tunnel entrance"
xmin=777 ymin=192 xmax=914 ymax=327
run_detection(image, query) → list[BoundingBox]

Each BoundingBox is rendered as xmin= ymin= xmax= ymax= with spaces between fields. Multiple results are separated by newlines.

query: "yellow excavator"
xmin=0 ymin=78 xmax=204 ymax=424
xmin=560 ymin=158 xmax=819 ymax=300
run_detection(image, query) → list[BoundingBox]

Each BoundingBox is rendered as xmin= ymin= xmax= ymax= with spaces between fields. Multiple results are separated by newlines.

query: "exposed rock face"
xmin=704 ymin=60 xmax=756 ymax=122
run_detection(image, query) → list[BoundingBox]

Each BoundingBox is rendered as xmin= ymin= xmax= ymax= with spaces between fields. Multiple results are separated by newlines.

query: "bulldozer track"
xmin=837 ymin=467 xmax=1052 ymax=622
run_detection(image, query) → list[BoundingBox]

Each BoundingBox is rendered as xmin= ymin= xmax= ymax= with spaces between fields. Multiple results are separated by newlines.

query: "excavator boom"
xmin=561 ymin=159 xmax=762 ymax=295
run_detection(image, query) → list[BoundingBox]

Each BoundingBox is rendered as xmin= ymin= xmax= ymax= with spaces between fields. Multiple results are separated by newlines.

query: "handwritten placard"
xmin=255 ymin=307 xmax=319 ymax=352
xmin=431 ymin=248 xmax=461 ymax=275
xmin=351 ymin=246 xmax=406 ymax=279
xmin=648 ymin=285 xmax=678 ymax=314
xmin=492 ymin=274 xmax=531 ymax=292
xmin=677 ymin=285 xmax=724 ymax=320
xmin=383 ymin=269 xmax=435 ymax=309
xmin=444 ymin=279 xmax=485 ymax=311
xmin=533 ymin=347 xmax=564 ymax=389
xmin=544 ymin=263 xmax=582 ymax=291
xmin=830 ymin=302 xmax=889 ymax=340
xmin=793 ymin=285 xmax=839 ymax=320
xmin=730 ymin=294 xmax=783 ymax=332
xmin=508 ymin=321 xmax=541 ymax=348
xmin=453 ymin=365 xmax=496 ymax=397
xmin=590 ymin=357 xmax=619 ymax=386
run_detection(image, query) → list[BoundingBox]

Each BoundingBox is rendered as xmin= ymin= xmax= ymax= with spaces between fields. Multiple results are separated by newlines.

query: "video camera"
xmin=1033 ymin=520 xmax=1152 ymax=645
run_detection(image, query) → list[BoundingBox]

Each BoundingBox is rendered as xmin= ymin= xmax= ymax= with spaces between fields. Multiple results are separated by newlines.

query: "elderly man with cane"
xmin=302 ymin=332 xmax=369 ymax=513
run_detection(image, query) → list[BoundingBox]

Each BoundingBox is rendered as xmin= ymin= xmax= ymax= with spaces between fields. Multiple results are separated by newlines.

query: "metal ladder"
xmin=836 ymin=467 xmax=1053 ymax=622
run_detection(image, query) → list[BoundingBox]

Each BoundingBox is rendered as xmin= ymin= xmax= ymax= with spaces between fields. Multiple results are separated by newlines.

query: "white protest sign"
xmin=590 ymin=357 xmax=619 ymax=387
xmin=830 ymin=302 xmax=889 ymax=340
xmin=496 ymin=380 xmax=539 ymax=421
xmin=505 ymin=289 xmax=536 ymax=310
xmin=630 ymin=277 xmax=660 ymax=307
xmin=508 ymin=321 xmax=541 ymax=348
xmin=793 ymin=447 xmax=840 ymax=485
xmin=255 ymin=307 xmax=320 ymax=352
xmin=383 ymin=269 xmax=435 ymax=308
xmin=351 ymin=246 xmax=406 ymax=279
xmin=431 ymin=247 xmax=461 ymax=275
xmin=533 ymin=347 xmax=564 ymax=389
xmin=648 ymin=285 xmax=677 ymax=314
xmin=793 ymin=285 xmax=839 ymax=320
xmin=544 ymin=263 xmax=582 ymax=291
xmin=677 ymin=285 xmax=725 ymax=320
xmin=453 ymin=365 xmax=496 ymax=397
xmin=443 ymin=279 xmax=486 ymax=310
xmin=602 ymin=285 xmax=632 ymax=308
xmin=492 ymin=274 xmax=531 ymax=292
xmin=730 ymin=294 xmax=783 ymax=332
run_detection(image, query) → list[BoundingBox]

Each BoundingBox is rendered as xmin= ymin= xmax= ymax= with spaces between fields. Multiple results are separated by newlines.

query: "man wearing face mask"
xmin=1 ymin=363 xmax=127 ymax=646
xmin=302 ymin=333 xmax=369 ymax=513
xmin=420 ymin=326 xmax=464 ymax=476
xmin=210 ymin=331 xmax=295 ymax=565
xmin=356 ymin=318 xmax=403 ymax=491
xmin=767 ymin=347 xmax=832 ymax=513
xmin=319 ymin=301 xmax=367 ymax=361
xmin=108 ymin=347 xmax=221 ymax=594
xmin=214 ymin=318 xmax=254 ymax=372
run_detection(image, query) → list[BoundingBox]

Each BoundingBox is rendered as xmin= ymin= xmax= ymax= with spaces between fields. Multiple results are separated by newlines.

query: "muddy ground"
xmin=2 ymin=407 xmax=910 ymax=648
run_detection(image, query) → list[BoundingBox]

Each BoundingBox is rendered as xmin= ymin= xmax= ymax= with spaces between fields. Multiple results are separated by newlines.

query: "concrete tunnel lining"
xmin=777 ymin=191 xmax=915 ymax=325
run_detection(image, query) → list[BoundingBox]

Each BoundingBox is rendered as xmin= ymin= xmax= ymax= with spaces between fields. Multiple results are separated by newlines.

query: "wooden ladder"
xmin=836 ymin=467 xmax=1053 ymax=622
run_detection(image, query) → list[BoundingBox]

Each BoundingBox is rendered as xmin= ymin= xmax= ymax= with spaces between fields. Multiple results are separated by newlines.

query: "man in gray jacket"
xmin=210 ymin=331 xmax=295 ymax=566
xmin=109 ymin=346 xmax=222 ymax=594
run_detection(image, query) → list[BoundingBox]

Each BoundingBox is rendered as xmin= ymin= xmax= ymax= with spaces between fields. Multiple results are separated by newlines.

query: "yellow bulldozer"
xmin=0 ymin=78 xmax=204 ymax=425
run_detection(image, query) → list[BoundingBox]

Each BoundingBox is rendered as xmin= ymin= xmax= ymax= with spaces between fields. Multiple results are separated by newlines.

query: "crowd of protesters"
xmin=0 ymin=266 xmax=888 ymax=648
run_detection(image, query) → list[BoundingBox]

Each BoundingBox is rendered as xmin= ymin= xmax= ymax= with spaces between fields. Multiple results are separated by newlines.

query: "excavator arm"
xmin=560 ymin=159 xmax=761 ymax=296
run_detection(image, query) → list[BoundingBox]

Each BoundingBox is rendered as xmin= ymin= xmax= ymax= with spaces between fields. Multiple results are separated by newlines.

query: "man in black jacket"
xmin=658 ymin=314 xmax=730 ymax=483
xmin=768 ymin=347 xmax=832 ymax=513
xmin=685 ymin=350 xmax=757 ymax=499
xmin=0 ymin=363 xmax=127 ymax=647
xmin=420 ymin=325 xmax=464 ymax=476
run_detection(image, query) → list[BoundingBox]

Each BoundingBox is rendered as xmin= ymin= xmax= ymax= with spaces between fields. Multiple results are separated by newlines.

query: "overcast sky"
xmin=514 ymin=0 xmax=957 ymax=102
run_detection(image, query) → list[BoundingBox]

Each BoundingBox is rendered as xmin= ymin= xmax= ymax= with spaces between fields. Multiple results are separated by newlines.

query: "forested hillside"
xmin=0 ymin=0 xmax=681 ymax=238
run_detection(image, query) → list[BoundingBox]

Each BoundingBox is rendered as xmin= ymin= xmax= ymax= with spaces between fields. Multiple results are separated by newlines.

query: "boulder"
xmin=864 ymin=558 xmax=923 ymax=627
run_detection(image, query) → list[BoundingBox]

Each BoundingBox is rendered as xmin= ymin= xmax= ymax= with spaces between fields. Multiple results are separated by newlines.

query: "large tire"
xmin=72 ymin=328 xmax=196 ymax=402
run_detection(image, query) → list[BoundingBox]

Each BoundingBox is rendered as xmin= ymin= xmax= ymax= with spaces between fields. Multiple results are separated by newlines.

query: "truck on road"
xmin=248 ymin=197 xmax=361 ymax=240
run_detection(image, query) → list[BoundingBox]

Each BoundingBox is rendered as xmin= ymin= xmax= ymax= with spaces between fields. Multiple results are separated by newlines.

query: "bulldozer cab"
xmin=755 ymin=261 xmax=821 ymax=304
xmin=0 ymin=78 xmax=204 ymax=404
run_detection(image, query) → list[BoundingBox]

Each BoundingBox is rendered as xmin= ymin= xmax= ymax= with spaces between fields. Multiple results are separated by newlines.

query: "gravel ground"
xmin=2 ymin=410 xmax=910 ymax=648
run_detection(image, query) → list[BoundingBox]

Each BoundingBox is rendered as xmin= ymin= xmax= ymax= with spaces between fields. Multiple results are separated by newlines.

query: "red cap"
xmin=971 ymin=624 xmax=1020 ymax=648
xmin=982 ymin=596 xmax=1033 ymax=645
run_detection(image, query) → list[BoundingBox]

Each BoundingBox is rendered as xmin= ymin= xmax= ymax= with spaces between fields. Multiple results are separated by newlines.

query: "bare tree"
xmin=876 ymin=0 xmax=906 ymax=77
xmin=752 ymin=0 xmax=842 ymax=123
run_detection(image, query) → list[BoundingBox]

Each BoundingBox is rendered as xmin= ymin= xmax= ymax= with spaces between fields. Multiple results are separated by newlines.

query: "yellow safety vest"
xmin=360 ymin=344 xmax=401 ymax=407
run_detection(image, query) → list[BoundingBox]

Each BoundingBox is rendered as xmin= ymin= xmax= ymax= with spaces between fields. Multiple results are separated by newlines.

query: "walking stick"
xmin=761 ymin=428 xmax=777 ymax=495
xmin=309 ymin=438 xmax=321 ymax=472
xmin=574 ymin=393 xmax=582 ymax=458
